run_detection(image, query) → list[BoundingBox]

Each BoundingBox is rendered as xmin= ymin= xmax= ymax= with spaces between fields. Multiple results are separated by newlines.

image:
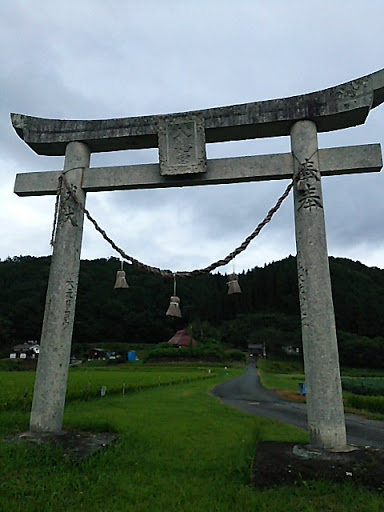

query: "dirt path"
xmin=212 ymin=363 xmax=384 ymax=448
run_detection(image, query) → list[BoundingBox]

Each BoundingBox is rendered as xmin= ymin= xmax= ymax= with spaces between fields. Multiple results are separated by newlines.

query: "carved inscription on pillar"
xmin=294 ymin=156 xmax=323 ymax=210
xmin=297 ymin=260 xmax=309 ymax=329
xmin=60 ymin=183 xmax=79 ymax=227
xmin=158 ymin=117 xmax=206 ymax=175
xmin=63 ymin=279 xmax=75 ymax=328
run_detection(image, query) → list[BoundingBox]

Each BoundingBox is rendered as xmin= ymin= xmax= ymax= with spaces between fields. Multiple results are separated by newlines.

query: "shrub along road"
xmin=212 ymin=363 xmax=384 ymax=448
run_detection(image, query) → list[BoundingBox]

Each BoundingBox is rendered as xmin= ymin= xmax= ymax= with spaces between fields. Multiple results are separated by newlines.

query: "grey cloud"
xmin=1 ymin=0 xmax=384 ymax=271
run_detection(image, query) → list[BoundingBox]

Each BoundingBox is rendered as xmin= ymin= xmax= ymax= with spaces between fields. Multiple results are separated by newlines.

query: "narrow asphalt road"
xmin=212 ymin=363 xmax=384 ymax=448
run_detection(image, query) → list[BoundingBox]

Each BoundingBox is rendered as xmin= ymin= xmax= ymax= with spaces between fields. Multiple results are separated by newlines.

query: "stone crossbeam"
xmin=14 ymin=144 xmax=382 ymax=196
xmin=11 ymin=68 xmax=384 ymax=155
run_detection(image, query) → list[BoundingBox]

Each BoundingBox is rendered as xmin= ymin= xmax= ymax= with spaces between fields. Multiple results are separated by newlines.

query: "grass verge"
xmin=257 ymin=359 xmax=384 ymax=419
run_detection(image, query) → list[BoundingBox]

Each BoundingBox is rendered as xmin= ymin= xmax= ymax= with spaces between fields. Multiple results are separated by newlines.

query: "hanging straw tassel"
xmin=166 ymin=276 xmax=182 ymax=317
xmin=227 ymin=273 xmax=242 ymax=295
xmin=114 ymin=261 xmax=129 ymax=289
xmin=166 ymin=296 xmax=182 ymax=318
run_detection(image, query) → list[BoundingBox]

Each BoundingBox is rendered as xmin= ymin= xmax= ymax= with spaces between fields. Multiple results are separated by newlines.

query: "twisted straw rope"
xmin=56 ymin=172 xmax=293 ymax=278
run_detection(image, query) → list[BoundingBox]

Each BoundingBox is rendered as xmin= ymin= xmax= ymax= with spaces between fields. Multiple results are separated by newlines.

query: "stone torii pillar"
xmin=11 ymin=69 xmax=384 ymax=449
xmin=291 ymin=120 xmax=346 ymax=449
xmin=29 ymin=142 xmax=90 ymax=432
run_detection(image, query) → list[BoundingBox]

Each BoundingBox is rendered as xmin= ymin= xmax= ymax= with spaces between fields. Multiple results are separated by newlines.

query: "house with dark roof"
xmin=87 ymin=348 xmax=106 ymax=360
xmin=10 ymin=342 xmax=40 ymax=359
xmin=247 ymin=343 xmax=266 ymax=357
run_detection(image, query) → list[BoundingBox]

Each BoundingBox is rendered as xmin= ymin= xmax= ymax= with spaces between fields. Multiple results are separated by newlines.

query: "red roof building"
xmin=167 ymin=329 xmax=197 ymax=347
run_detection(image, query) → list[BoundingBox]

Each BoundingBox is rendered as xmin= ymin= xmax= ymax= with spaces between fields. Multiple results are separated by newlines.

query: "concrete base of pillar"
xmin=5 ymin=430 xmax=119 ymax=462
xmin=253 ymin=441 xmax=384 ymax=491
xmin=293 ymin=443 xmax=358 ymax=460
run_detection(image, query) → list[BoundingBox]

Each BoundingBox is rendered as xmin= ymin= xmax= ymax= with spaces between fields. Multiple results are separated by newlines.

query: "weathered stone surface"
xmin=158 ymin=117 xmax=206 ymax=175
xmin=14 ymin=143 xmax=382 ymax=196
xmin=291 ymin=120 xmax=347 ymax=450
xmin=11 ymin=68 xmax=384 ymax=155
xmin=29 ymin=142 xmax=90 ymax=433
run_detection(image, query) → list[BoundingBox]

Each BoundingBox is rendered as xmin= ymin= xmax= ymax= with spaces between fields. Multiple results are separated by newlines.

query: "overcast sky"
xmin=1 ymin=0 xmax=383 ymax=276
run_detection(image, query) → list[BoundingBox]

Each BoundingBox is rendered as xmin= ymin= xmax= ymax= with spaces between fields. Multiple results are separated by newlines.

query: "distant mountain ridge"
xmin=0 ymin=255 xmax=383 ymax=355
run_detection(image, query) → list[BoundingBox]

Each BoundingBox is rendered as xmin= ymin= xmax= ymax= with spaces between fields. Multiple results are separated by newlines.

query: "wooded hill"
xmin=0 ymin=255 xmax=383 ymax=367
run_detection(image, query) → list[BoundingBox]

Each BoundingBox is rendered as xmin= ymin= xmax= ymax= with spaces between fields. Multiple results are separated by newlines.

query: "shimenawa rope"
xmin=53 ymin=172 xmax=293 ymax=279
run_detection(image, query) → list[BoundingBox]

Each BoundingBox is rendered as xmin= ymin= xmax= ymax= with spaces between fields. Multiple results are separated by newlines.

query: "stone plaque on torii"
xmin=12 ymin=69 xmax=384 ymax=451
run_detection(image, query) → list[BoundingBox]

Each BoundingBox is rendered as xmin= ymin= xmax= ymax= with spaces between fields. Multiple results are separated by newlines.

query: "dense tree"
xmin=0 ymin=254 xmax=384 ymax=367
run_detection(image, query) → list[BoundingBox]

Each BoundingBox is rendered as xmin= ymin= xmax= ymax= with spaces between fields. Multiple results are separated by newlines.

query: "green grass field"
xmin=0 ymin=365 xmax=216 ymax=411
xmin=0 ymin=365 xmax=383 ymax=511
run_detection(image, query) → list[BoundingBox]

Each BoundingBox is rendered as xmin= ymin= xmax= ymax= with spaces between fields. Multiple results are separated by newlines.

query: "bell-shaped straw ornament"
xmin=227 ymin=273 xmax=242 ymax=295
xmin=166 ymin=295 xmax=182 ymax=318
xmin=166 ymin=276 xmax=182 ymax=318
xmin=114 ymin=261 xmax=129 ymax=289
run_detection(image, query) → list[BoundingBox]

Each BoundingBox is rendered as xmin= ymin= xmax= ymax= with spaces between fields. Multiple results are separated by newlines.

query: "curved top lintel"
xmin=11 ymin=68 xmax=384 ymax=156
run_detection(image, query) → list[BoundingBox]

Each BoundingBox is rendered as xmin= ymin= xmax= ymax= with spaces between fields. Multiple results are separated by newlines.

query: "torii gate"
xmin=12 ymin=69 xmax=384 ymax=451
